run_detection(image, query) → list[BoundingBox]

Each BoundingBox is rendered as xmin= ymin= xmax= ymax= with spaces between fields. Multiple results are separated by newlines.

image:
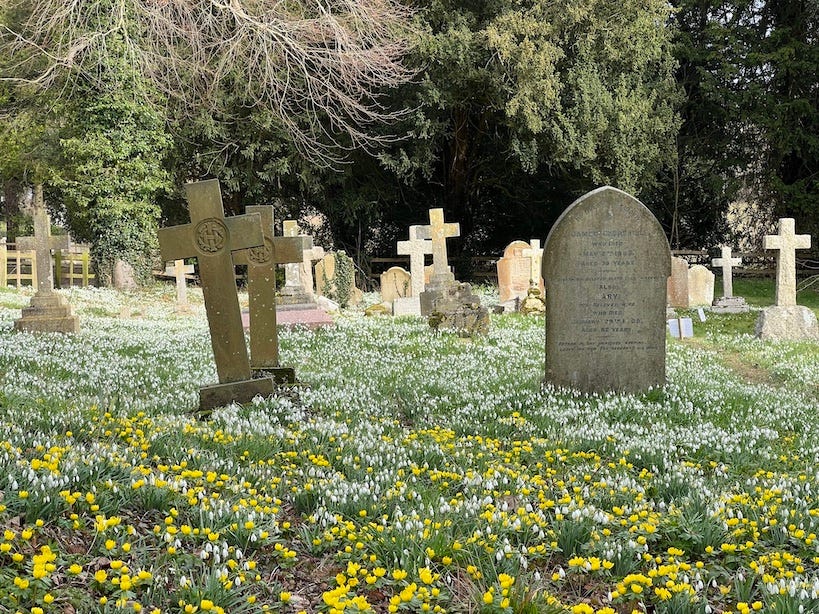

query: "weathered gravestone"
xmin=687 ymin=264 xmax=715 ymax=307
xmin=543 ymin=186 xmax=671 ymax=393
xmin=711 ymin=246 xmax=749 ymax=313
xmin=278 ymin=220 xmax=316 ymax=306
xmin=755 ymin=218 xmax=819 ymax=341
xmin=233 ymin=205 xmax=307 ymax=380
xmin=165 ymin=259 xmax=195 ymax=312
xmin=666 ymin=256 xmax=689 ymax=309
xmin=497 ymin=240 xmax=532 ymax=305
xmin=158 ymin=179 xmax=275 ymax=412
xmin=394 ymin=225 xmax=432 ymax=315
xmin=14 ymin=184 xmax=80 ymax=334
xmin=315 ymin=251 xmax=362 ymax=307
xmin=380 ymin=266 xmax=412 ymax=304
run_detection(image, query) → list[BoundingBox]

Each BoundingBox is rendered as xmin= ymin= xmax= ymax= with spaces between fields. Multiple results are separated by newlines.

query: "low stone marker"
xmin=687 ymin=264 xmax=715 ymax=307
xmin=315 ymin=251 xmax=362 ymax=307
xmin=165 ymin=259 xmax=195 ymax=312
xmin=233 ymin=205 xmax=306 ymax=380
xmin=543 ymin=186 xmax=671 ymax=393
xmin=14 ymin=184 xmax=80 ymax=334
xmin=755 ymin=218 xmax=818 ymax=341
xmin=158 ymin=179 xmax=275 ymax=413
xmin=666 ymin=256 xmax=689 ymax=308
xmin=711 ymin=246 xmax=749 ymax=313
xmin=380 ymin=266 xmax=412 ymax=304
xmin=497 ymin=240 xmax=532 ymax=305
xmin=278 ymin=220 xmax=316 ymax=306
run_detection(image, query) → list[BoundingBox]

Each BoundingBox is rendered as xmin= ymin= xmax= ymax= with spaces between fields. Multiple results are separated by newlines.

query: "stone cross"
xmin=164 ymin=259 xmax=195 ymax=309
xmin=16 ymin=185 xmax=70 ymax=295
xmin=233 ymin=205 xmax=307 ymax=372
xmin=301 ymin=244 xmax=325 ymax=297
xmin=711 ymin=246 xmax=742 ymax=299
xmin=522 ymin=239 xmax=544 ymax=287
xmin=282 ymin=221 xmax=304 ymax=292
xmin=763 ymin=218 xmax=811 ymax=307
xmin=416 ymin=208 xmax=460 ymax=285
xmin=158 ymin=179 xmax=269 ymax=400
xmin=396 ymin=225 xmax=433 ymax=296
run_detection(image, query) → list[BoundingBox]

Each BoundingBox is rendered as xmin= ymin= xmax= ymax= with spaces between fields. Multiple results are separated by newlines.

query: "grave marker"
xmin=165 ymin=259 xmax=195 ymax=311
xmin=522 ymin=239 xmax=544 ymax=289
xmin=543 ymin=186 xmax=671 ymax=393
xmin=233 ymin=205 xmax=306 ymax=378
xmin=687 ymin=264 xmax=715 ymax=307
xmin=396 ymin=225 xmax=432 ymax=296
xmin=157 ymin=179 xmax=275 ymax=412
xmin=711 ymin=246 xmax=749 ymax=313
xmin=497 ymin=240 xmax=532 ymax=305
xmin=755 ymin=218 xmax=818 ymax=340
xmin=14 ymin=184 xmax=80 ymax=333
xmin=380 ymin=266 xmax=412 ymax=304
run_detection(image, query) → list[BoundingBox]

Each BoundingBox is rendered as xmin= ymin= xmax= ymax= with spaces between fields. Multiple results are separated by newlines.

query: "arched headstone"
xmin=542 ymin=186 xmax=671 ymax=393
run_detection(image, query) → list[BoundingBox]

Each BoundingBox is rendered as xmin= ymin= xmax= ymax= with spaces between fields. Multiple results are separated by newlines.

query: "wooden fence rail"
xmin=0 ymin=243 xmax=95 ymax=288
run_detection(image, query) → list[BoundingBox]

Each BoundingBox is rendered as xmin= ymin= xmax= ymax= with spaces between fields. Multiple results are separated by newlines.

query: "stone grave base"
xmin=427 ymin=282 xmax=489 ymax=335
xmin=711 ymin=296 xmax=750 ymax=314
xmin=199 ymin=376 xmax=275 ymax=414
xmin=241 ymin=308 xmax=333 ymax=330
xmin=14 ymin=293 xmax=80 ymax=334
xmin=520 ymin=287 xmax=546 ymax=315
xmin=755 ymin=305 xmax=819 ymax=341
xmin=252 ymin=367 xmax=296 ymax=385
xmin=277 ymin=292 xmax=315 ymax=306
xmin=393 ymin=296 xmax=421 ymax=316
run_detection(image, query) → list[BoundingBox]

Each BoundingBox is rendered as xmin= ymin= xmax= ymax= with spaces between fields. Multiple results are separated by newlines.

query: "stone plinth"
xmin=14 ymin=293 xmax=80 ymax=333
xmin=755 ymin=306 xmax=819 ymax=341
xmin=711 ymin=296 xmax=749 ymax=314
xmin=199 ymin=377 xmax=276 ymax=414
xmin=428 ymin=282 xmax=489 ymax=335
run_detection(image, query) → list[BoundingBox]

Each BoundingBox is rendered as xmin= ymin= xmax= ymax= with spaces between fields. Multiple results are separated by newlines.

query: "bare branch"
xmin=0 ymin=0 xmax=416 ymax=165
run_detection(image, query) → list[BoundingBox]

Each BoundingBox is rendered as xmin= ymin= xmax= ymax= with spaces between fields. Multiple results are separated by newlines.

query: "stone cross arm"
xmin=158 ymin=213 xmax=263 ymax=263
xmin=233 ymin=235 xmax=311 ymax=266
xmin=16 ymin=233 xmax=71 ymax=252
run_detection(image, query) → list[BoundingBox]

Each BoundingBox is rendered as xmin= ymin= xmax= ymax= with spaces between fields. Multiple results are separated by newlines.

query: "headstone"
xmin=165 ymin=259 xmax=195 ymax=312
xmin=233 ymin=205 xmax=306 ymax=380
xmin=666 ymin=256 xmax=689 ymax=308
xmin=157 ymin=179 xmax=275 ymax=413
xmin=543 ymin=186 xmax=671 ymax=393
xmin=522 ymin=239 xmax=545 ymax=291
xmin=112 ymin=259 xmax=139 ymax=290
xmin=301 ymin=244 xmax=325 ymax=298
xmin=687 ymin=265 xmax=715 ymax=307
xmin=14 ymin=184 xmax=80 ymax=334
xmin=755 ymin=218 xmax=818 ymax=340
xmin=315 ymin=251 xmax=360 ymax=307
xmin=497 ymin=240 xmax=532 ymax=304
xmin=396 ymin=225 xmax=432 ymax=296
xmin=380 ymin=266 xmax=412 ymax=304
xmin=278 ymin=220 xmax=317 ymax=305
xmin=711 ymin=246 xmax=749 ymax=313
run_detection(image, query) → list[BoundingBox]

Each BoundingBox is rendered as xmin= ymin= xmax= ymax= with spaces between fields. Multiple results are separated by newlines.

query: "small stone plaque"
xmin=543 ymin=186 xmax=671 ymax=393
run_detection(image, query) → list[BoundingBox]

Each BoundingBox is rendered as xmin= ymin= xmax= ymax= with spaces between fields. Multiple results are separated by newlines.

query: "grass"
xmin=0 ymin=284 xmax=817 ymax=614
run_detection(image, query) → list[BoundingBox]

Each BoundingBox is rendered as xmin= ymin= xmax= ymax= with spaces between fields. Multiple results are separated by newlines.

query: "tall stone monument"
xmin=711 ymin=246 xmax=749 ymax=313
xmin=755 ymin=218 xmax=818 ymax=340
xmin=233 ymin=205 xmax=307 ymax=381
xmin=543 ymin=186 xmax=671 ymax=393
xmin=14 ymin=184 xmax=80 ymax=334
xmin=158 ymin=179 xmax=276 ymax=412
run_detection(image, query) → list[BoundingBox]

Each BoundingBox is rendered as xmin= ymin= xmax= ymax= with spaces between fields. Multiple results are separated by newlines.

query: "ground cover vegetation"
xmin=0 ymin=286 xmax=818 ymax=613
xmin=0 ymin=1 xmax=816 ymax=280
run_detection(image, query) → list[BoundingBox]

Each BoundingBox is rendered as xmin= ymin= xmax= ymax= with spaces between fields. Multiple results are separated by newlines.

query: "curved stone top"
xmin=543 ymin=186 xmax=670 ymax=283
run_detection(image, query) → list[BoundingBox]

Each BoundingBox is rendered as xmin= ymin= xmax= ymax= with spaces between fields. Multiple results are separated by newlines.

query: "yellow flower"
xmin=280 ymin=592 xmax=291 ymax=602
xmin=200 ymin=600 xmax=214 ymax=611
xmin=482 ymin=590 xmax=494 ymax=604
xmin=95 ymin=570 xmax=108 ymax=583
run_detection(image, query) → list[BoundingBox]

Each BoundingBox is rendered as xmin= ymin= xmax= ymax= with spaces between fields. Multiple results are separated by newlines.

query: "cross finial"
xmin=416 ymin=208 xmax=459 ymax=285
xmin=397 ymin=225 xmax=433 ymax=296
xmin=711 ymin=245 xmax=742 ymax=298
xmin=763 ymin=218 xmax=811 ymax=306
xmin=522 ymin=239 xmax=544 ymax=287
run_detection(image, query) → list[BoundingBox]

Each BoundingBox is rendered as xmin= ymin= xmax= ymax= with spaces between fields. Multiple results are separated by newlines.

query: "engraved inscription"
xmin=195 ymin=218 xmax=228 ymax=254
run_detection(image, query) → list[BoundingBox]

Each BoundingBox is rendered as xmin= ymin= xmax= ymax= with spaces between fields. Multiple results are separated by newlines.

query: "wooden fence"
xmin=0 ymin=243 xmax=96 ymax=288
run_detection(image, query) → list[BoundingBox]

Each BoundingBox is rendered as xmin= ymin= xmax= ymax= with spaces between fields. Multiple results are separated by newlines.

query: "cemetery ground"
xmin=0 ymin=282 xmax=818 ymax=614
